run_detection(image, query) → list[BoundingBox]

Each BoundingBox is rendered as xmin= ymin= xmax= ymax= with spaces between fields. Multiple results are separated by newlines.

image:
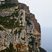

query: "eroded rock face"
xmin=0 ymin=0 xmax=42 ymax=52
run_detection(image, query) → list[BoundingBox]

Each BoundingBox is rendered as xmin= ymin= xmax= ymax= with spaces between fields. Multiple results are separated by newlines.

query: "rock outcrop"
xmin=0 ymin=0 xmax=46 ymax=52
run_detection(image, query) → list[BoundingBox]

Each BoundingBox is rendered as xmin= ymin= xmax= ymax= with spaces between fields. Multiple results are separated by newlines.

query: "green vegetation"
xmin=0 ymin=27 xmax=4 ymax=30
xmin=0 ymin=10 xmax=20 ymax=29
xmin=0 ymin=3 xmax=17 ymax=9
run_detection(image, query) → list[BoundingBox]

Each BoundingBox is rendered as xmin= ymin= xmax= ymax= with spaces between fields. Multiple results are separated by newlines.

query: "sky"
xmin=19 ymin=0 xmax=52 ymax=28
xmin=18 ymin=0 xmax=52 ymax=52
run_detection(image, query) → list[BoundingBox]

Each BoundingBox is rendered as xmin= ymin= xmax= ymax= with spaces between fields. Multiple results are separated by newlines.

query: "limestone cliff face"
xmin=18 ymin=3 xmax=41 ymax=33
xmin=0 ymin=0 xmax=46 ymax=52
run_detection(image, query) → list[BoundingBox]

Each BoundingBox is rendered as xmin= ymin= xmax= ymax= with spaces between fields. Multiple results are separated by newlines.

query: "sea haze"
xmin=41 ymin=27 xmax=52 ymax=52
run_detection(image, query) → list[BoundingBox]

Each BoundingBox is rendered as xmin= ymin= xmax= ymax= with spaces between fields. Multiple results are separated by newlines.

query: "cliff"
xmin=0 ymin=0 xmax=46 ymax=52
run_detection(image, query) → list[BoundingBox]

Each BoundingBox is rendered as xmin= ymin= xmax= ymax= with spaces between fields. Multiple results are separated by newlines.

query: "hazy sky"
xmin=19 ymin=0 xmax=52 ymax=28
